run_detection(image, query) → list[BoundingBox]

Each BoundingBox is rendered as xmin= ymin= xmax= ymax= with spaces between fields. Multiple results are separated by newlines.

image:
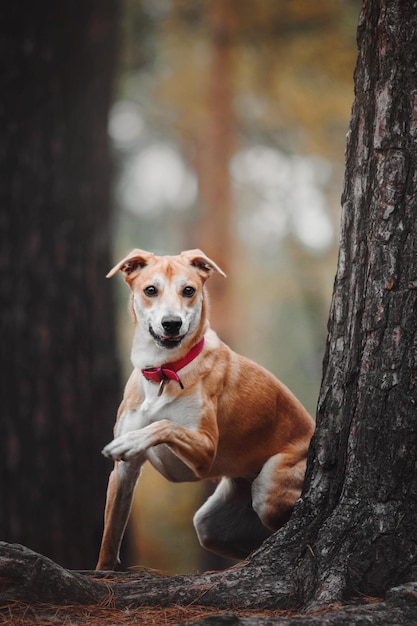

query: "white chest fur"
xmin=116 ymin=379 xmax=203 ymax=438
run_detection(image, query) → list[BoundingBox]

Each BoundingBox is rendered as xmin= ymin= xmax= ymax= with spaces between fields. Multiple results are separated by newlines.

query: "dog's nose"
xmin=161 ymin=316 xmax=183 ymax=336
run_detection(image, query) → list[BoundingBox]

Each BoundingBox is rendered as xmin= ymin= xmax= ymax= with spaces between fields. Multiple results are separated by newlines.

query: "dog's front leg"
xmin=96 ymin=458 xmax=142 ymax=570
xmin=102 ymin=418 xmax=217 ymax=479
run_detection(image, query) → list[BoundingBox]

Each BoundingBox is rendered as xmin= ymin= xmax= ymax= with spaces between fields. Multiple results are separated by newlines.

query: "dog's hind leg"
xmin=251 ymin=451 xmax=307 ymax=532
xmin=193 ymin=477 xmax=271 ymax=560
xmin=96 ymin=459 xmax=142 ymax=570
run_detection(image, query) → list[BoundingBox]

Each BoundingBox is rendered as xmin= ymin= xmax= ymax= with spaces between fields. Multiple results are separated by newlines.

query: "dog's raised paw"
xmin=101 ymin=443 xmax=119 ymax=460
xmin=101 ymin=433 xmax=144 ymax=462
xmin=101 ymin=440 xmax=128 ymax=461
xmin=101 ymin=444 xmax=113 ymax=459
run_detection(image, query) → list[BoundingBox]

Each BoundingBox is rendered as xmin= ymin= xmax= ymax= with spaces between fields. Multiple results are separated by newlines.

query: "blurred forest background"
xmin=1 ymin=0 xmax=361 ymax=575
xmin=111 ymin=0 xmax=360 ymax=574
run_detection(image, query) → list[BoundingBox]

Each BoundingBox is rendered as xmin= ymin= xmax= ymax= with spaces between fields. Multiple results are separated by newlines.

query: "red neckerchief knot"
xmin=142 ymin=337 xmax=205 ymax=393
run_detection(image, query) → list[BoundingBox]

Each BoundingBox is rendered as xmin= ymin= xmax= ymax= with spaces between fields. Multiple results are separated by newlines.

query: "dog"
xmin=96 ymin=248 xmax=315 ymax=570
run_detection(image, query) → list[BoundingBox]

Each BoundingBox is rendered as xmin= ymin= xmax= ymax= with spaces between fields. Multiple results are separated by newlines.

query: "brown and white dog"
xmin=96 ymin=248 xmax=314 ymax=570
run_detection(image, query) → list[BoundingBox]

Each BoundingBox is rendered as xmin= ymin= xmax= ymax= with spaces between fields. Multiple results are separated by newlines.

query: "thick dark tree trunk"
xmin=296 ymin=0 xmax=417 ymax=606
xmin=0 ymin=1 xmax=120 ymax=568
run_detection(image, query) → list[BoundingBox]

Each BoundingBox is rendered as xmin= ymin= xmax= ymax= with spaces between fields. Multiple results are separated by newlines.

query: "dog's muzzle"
xmin=149 ymin=316 xmax=185 ymax=348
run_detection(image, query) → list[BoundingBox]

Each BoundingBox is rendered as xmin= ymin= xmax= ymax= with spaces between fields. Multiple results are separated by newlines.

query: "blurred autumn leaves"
xmin=107 ymin=0 xmax=360 ymax=573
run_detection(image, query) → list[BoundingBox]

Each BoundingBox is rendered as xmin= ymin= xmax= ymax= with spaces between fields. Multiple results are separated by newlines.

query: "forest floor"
xmin=0 ymin=602 xmax=291 ymax=625
xmin=2 ymin=587 xmax=417 ymax=626
xmin=2 ymin=544 xmax=417 ymax=625
xmin=0 ymin=602 xmax=324 ymax=626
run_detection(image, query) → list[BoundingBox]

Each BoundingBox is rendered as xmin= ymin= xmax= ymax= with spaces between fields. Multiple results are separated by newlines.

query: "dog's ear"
xmin=106 ymin=249 xmax=155 ymax=280
xmin=181 ymin=249 xmax=226 ymax=280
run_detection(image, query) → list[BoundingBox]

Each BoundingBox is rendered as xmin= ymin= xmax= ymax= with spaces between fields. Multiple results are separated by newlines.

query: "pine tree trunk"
xmin=0 ymin=1 xmax=120 ymax=568
xmin=295 ymin=0 xmax=417 ymax=606
xmin=195 ymin=0 xmax=237 ymax=347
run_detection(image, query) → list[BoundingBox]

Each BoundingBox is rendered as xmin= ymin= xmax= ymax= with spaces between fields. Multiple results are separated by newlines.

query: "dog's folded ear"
xmin=106 ymin=249 xmax=155 ymax=279
xmin=181 ymin=249 xmax=226 ymax=279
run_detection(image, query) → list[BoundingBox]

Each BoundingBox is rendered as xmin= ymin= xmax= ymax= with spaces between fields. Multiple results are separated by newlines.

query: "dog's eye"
xmin=144 ymin=285 xmax=158 ymax=297
xmin=182 ymin=286 xmax=196 ymax=298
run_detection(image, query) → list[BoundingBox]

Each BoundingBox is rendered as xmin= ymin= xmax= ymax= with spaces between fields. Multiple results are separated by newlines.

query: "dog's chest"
xmin=126 ymin=384 xmax=203 ymax=432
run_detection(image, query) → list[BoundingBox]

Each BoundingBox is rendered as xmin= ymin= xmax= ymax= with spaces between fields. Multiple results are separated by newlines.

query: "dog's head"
xmin=107 ymin=249 xmax=225 ymax=350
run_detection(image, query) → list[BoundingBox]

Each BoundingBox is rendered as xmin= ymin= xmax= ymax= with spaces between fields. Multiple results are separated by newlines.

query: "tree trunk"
xmin=0 ymin=1 xmax=120 ymax=568
xmin=195 ymin=0 xmax=237 ymax=347
xmin=295 ymin=0 xmax=417 ymax=606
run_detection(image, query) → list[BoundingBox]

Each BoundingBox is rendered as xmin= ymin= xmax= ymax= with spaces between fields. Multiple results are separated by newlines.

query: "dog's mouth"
xmin=149 ymin=325 xmax=184 ymax=349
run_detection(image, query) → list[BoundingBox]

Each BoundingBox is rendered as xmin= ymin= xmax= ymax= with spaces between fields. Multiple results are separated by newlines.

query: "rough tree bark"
xmin=2 ymin=0 xmax=417 ymax=622
xmin=0 ymin=1 xmax=120 ymax=568
xmin=297 ymin=0 xmax=417 ymax=605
